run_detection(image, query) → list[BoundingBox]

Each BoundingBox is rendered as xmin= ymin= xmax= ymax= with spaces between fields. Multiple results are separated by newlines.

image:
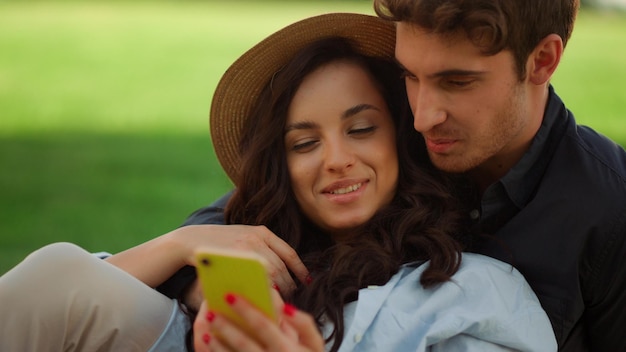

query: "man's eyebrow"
xmin=393 ymin=58 xmax=485 ymax=78
xmin=429 ymin=69 xmax=486 ymax=79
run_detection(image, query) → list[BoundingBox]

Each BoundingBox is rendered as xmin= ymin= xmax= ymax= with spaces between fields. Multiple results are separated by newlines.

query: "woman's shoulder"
xmin=458 ymin=252 xmax=513 ymax=267
xmin=368 ymin=253 xmax=556 ymax=351
xmin=449 ymin=253 xmax=536 ymax=296
xmin=398 ymin=253 xmax=534 ymax=302
xmin=440 ymin=253 xmax=540 ymax=308
xmin=456 ymin=252 xmax=524 ymax=281
xmin=403 ymin=252 xmax=526 ymax=286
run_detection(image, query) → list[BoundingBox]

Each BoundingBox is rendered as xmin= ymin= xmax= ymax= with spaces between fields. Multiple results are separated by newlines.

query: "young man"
xmin=162 ymin=1 xmax=625 ymax=351
xmin=368 ymin=1 xmax=624 ymax=351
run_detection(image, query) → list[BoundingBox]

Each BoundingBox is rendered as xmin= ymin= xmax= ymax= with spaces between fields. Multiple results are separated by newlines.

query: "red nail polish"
xmin=305 ymin=275 xmax=313 ymax=285
xmin=225 ymin=292 xmax=236 ymax=305
xmin=206 ymin=310 xmax=215 ymax=322
xmin=283 ymin=303 xmax=297 ymax=317
xmin=202 ymin=333 xmax=211 ymax=344
xmin=272 ymin=283 xmax=280 ymax=292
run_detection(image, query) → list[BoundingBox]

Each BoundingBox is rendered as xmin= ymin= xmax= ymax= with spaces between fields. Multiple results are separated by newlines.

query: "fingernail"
xmin=202 ymin=333 xmax=211 ymax=344
xmin=283 ymin=303 xmax=297 ymax=317
xmin=206 ymin=310 xmax=215 ymax=322
xmin=305 ymin=275 xmax=313 ymax=285
xmin=272 ymin=283 xmax=280 ymax=292
xmin=225 ymin=292 xmax=236 ymax=305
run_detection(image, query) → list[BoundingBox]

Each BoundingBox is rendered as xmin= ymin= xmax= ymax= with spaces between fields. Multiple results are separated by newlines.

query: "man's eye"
xmin=400 ymin=70 xmax=417 ymax=81
xmin=446 ymin=79 xmax=474 ymax=88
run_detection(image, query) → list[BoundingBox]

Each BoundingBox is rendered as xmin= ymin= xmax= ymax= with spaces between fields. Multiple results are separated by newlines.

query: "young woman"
xmin=0 ymin=13 xmax=555 ymax=352
xmin=186 ymin=13 xmax=555 ymax=352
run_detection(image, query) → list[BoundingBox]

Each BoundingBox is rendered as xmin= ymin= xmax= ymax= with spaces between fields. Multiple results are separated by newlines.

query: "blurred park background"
xmin=1 ymin=0 xmax=625 ymax=274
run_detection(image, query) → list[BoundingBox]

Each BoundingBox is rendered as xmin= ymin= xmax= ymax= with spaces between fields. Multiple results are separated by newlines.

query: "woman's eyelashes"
xmin=288 ymin=125 xmax=378 ymax=153
xmin=348 ymin=125 xmax=377 ymax=137
xmin=291 ymin=138 xmax=318 ymax=152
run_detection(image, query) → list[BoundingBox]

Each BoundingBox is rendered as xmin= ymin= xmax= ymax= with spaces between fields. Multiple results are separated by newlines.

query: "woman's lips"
xmin=323 ymin=180 xmax=368 ymax=204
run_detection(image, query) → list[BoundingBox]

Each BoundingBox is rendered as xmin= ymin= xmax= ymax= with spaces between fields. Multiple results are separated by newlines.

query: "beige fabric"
xmin=0 ymin=242 xmax=174 ymax=352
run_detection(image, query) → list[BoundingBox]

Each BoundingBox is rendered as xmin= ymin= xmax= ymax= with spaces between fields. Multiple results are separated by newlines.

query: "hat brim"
xmin=210 ymin=13 xmax=396 ymax=182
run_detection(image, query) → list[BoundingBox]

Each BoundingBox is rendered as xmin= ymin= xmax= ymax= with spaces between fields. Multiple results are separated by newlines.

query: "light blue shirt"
xmin=324 ymin=253 xmax=557 ymax=351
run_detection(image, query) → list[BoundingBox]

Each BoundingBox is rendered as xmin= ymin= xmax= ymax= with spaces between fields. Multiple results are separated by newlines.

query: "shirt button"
xmin=354 ymin=333 xmax=363 ymax=343
xmin=469 ymin=209 xmax=480 ymax=220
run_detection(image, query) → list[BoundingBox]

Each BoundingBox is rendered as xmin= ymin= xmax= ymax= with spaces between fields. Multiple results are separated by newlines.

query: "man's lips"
xmin=425 ymin=137 xmax=457 ymax=153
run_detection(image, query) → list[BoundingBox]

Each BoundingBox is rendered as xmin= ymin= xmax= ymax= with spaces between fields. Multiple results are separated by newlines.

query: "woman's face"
xmin=284 ymin=60 xmax=398 ymax=241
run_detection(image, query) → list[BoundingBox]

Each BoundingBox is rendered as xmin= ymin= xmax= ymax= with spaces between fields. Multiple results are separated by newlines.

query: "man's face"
xmin=395 ymin=23 xmax=537 ymax=178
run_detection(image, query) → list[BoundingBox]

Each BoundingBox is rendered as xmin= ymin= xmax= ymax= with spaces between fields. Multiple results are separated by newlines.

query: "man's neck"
xmin=470 ymin=86 xmax=550 ymax=194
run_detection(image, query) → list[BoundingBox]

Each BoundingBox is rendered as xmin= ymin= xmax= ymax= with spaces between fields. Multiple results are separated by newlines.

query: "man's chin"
xmin=429 ymin=154 xmax=476 ymax=174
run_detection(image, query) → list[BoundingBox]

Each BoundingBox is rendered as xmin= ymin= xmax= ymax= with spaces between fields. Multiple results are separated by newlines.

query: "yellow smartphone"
xmin=195 ymin=247 xmax=277 ymax=332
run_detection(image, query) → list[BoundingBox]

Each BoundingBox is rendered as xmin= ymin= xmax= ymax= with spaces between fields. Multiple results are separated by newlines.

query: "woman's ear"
xmin=527 ymin=33 xmax=564 ymax=85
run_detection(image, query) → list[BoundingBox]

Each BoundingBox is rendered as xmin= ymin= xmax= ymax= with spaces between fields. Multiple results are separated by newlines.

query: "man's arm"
xmin=155 ymin=191 xmax=309 ymax=305
xmin=180 ymin=191 xmax=233 ymax=227
xmin=156 ymin=191 xmax=232 ymax=299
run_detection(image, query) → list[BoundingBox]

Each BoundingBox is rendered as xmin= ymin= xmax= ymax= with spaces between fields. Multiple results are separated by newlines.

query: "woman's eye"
xmin=292 ymin=140 xmax=318 ymax=152
xmin=349 ymin=126 xmax=377 ymax=135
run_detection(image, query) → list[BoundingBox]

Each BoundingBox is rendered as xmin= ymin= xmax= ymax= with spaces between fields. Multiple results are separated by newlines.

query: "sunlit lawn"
xmin=1 ymin=1 xmax=625 ymax=274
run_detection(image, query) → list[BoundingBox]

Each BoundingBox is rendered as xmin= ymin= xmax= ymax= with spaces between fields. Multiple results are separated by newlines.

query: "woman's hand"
xmin=105 ymin=224 xmax=309 ymax=311
xmin=193 ymin=294 xmax=324 ymax=352
xmin=176 ymin=225 xmax=310 ymax=311
xmin=174 ymin=225 xmax=309 ymax=293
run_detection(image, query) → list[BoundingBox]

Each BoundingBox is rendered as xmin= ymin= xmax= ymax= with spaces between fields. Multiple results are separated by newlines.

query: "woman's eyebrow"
xmin=285 ymin=120 xmax=317 ymax=133
xmin=343 ymin=104 xmax=379 ymax=119
xmin=285 ymin=104 xmax=380 ymax=133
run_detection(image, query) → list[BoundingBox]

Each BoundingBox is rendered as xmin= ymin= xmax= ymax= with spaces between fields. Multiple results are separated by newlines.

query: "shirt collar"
xmin=499 ymin=85 xmax=570 ymax=208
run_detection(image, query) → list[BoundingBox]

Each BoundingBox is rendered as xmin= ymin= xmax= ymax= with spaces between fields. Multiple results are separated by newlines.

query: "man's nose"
xmin=408 ymin=86 xmax=446 ymax=132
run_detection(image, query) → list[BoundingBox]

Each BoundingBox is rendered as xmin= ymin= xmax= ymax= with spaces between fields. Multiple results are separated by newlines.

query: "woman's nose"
xmin=323 ymin=139 xmax=355 ymax=173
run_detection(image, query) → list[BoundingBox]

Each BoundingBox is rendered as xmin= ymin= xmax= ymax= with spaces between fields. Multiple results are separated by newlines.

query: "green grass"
xmin=552 ymin=10 xmax=626 ymax=139
xmin=0 ymin=132 xmax=232 ymax=253
xmin=0 ymin=1 xmax=375 ymax=273
xmin=1 ymin=2 xmax=625 ymax=274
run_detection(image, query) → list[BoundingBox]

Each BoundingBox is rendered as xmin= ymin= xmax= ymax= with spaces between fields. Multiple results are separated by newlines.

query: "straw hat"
xmin=210 ymin=13 xmax=396 ymax=181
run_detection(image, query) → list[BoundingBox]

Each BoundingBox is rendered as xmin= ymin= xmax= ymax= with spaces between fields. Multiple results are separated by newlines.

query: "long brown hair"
xmin=225 ymin=37 xmax=463 ymax=351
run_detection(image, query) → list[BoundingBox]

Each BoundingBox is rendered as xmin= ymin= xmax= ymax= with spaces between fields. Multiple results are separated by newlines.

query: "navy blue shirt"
xmin=158 ymin=87 xmax=626 ymax=351
xmin=467 ymin=86 xmax=626 ymax=351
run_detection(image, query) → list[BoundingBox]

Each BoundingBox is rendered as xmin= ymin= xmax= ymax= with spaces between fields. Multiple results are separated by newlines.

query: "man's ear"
xmin=527 ymin=34 xmax=564 ymax=85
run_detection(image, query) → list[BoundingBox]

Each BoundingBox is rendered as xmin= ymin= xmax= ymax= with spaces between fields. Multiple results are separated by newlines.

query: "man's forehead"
xmin=394 ymin=24 xmax=499 ymax=72
xmin=395 ymin=22 xmax=469 ymax=47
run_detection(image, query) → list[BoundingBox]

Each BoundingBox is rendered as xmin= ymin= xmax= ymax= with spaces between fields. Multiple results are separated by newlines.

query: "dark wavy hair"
xmin=374 ymin=0 xmax=579 ymax=79
xmin=224 ymin=37 xmax=463 ymax=352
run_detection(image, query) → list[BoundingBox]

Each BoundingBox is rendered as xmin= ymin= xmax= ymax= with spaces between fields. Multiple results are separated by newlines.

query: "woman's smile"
xmin=285 ymin=60 xmax=398 ymax=238
xmin=323 ymin=180 xmax=368 ymax=204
